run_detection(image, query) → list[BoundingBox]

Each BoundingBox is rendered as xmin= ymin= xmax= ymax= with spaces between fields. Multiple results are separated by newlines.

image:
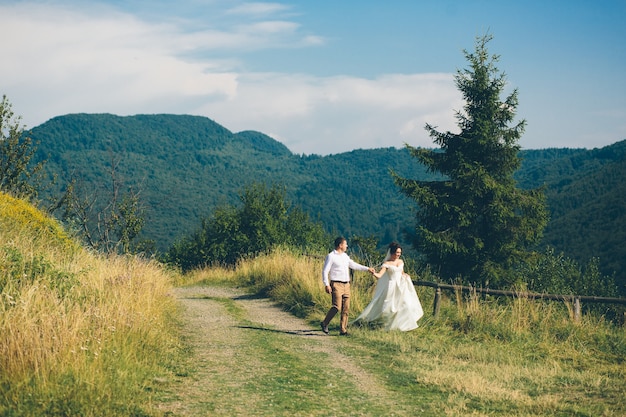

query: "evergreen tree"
xmin=393 ymin=35 xmax=548 ymax=287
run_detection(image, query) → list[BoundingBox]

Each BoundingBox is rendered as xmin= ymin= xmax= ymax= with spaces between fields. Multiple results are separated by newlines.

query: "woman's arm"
xmin=373 ymin=263 xmax=389 ymax=279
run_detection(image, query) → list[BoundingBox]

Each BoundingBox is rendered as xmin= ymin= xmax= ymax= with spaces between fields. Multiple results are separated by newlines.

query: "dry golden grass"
xmin=1 ymin=192 xmax=181 ymax=416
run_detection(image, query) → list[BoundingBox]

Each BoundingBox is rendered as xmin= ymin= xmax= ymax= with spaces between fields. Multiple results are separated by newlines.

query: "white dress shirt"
xmin=322 ymin=250 xmax=369 ymax=286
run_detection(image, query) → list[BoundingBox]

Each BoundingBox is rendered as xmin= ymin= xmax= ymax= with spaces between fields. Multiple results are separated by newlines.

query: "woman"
xmin=353 ymin=242 xmax=424 ymax=331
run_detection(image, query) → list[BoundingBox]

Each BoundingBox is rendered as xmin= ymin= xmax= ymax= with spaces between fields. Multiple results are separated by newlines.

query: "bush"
xmin=165 ymin=183 xmax=329 ymax=271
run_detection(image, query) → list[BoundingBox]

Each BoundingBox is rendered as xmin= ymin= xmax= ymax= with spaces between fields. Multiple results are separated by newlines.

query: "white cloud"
xmin=1 ymin=1 xmax=461 ymax=155
xmin=199 ymin=73 xmax=461 ymax=154
xmin=1 ymin=3 xmax=238 ymax=114
xmin=225 ymin=2 xmax=291 ymax=17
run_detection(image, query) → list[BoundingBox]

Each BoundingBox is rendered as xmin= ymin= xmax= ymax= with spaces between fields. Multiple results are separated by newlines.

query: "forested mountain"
xmin=31 ymin=114 xmax=433 ymax=251
xmin=516 ymin=142 xmax=626 ymax=283
xmin=30 ymin=114 xmax=625 ymax=290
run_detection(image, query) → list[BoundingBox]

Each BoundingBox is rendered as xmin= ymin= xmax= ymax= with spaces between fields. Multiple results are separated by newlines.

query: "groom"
xmin=321 ymin=237 xmax=374 ymax=336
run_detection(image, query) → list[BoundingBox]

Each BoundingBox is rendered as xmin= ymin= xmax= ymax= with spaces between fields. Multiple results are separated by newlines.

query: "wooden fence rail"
xmin=413 ymin=280 xmax=626 ymax=322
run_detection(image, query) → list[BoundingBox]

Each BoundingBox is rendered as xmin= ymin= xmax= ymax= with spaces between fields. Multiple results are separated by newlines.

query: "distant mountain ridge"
xmin=33 ymin=114 xmax=304 ymax=245
xmin=30 ymin=113 xmax=625 ymax=291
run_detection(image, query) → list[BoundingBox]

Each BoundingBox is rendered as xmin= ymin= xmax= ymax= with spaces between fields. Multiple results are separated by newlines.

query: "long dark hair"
xmin=388 ymin=241 xmax=402 ymax=255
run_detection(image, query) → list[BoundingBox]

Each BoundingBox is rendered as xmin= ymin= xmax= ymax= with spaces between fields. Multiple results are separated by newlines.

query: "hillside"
xmin=515 ymin=142 xmax=626 ymax=283
xmin=33 ymin=114 xmax=302 ymax=248
xmin=0 ymin=191 xmax=179 ymax=415
xmin=527 ymin=143 xmax=626 ymax=281
xmin=31 ymin=114 xmax=434 ymax=250
xmin=30 ymin=114 xmax=625 ymax=290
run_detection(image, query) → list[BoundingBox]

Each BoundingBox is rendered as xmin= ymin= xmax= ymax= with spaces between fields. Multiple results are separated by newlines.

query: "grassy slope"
xmin=0 ymin=192 xmax=184 ymax=416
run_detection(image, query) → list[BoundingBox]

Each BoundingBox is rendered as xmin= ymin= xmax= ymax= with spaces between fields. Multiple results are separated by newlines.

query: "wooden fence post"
xmin=433 ymin=286 xmax=441 ymax=318
xmin=574 ymin=297 xmax=581 ymax=323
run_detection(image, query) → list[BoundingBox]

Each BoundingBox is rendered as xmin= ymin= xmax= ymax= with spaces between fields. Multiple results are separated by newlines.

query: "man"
xmin=321 ymin=237 xmax=374 ymax=336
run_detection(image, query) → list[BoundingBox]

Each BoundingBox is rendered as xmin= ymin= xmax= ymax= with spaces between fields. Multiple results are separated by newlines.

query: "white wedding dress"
xmin=353 ymin=264 xmax=424 ymax=331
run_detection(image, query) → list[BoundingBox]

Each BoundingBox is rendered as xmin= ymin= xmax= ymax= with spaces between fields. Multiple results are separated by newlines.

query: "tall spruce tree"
xmin=393 ymin=35 xmax=548 ymax=287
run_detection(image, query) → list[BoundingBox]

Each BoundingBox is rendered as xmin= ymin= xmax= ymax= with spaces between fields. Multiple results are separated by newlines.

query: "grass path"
xmin=158 ymin=286 xmax=414 ymax=416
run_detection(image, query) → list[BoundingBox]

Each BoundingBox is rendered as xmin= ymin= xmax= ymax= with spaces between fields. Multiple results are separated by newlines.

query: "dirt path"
xmin=159 ymin=286 xmax=400 ymax=416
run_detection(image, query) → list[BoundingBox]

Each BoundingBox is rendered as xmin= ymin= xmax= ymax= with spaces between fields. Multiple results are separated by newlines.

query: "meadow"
xmin=186 ymin=248 xmax=626 ymax=416
xmin=2 ymin=192 xmax=624 ymax=416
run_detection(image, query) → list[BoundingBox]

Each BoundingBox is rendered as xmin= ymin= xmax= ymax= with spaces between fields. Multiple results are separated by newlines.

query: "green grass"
xmin=171 ymin=290 xmax=402 ymax=416
xmin=177 ymin=248 xmax=626 ymax=416
xmin=238 ymin=330 xmax=374 ymax=415
xmin=342 ymin=318 xmax=625 ymax=416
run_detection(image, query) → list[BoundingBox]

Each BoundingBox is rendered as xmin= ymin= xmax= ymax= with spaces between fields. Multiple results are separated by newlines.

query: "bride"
xmin=353 ymin=242 xmax=424 ymax=331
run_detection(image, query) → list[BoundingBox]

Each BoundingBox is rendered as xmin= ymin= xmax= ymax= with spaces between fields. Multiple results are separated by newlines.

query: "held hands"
xmin=368 ymin=267 xmax=381 ymax=279
xmin=369 ymin=267 xmax=384 ymax=279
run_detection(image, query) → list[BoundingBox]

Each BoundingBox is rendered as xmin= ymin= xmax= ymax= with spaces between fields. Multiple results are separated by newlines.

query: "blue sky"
xmin=1 ymin=0 xmax=624 ymax=155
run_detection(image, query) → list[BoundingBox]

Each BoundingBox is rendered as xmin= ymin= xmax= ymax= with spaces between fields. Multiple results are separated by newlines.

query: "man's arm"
xmin=349 ymin=259 xmax=375 ymax=274
xmin=321 ymin=254 xmax=332 ymax=287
